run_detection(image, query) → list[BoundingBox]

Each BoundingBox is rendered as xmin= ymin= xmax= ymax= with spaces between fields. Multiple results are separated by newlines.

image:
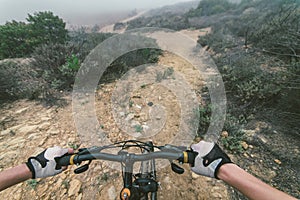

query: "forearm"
xmin=218 ymin=164 xmax=297 ymax=200
xmin=0 ymin=164 xmax=32 ymax=192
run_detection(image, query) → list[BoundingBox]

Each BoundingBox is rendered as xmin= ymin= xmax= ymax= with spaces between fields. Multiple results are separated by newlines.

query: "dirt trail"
xmin=1 ymin=54 xmax=298 ymax=200
xmin=99 ymin=11 xmax=147 ymax=34
xmin=1 ymin=10 xmax=298 ymax=197
xmin=0 ymin=51 xmax=230 ymax=199
xmin=179 ymin=27 xmax=211 ymax=41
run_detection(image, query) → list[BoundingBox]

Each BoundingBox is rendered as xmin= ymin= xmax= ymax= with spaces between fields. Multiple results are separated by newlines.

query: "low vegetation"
xmin=0 ymin=11 xmax=68 ymax=59
xmin=0 ymin=11 xmax=160 ymax=102
xmin=195 ymin=0 xmax=300 ymax=151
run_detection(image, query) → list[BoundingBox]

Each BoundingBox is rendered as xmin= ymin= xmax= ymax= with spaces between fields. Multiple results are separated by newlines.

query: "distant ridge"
xmin=144 ymin=1 xmax=199 ymax=17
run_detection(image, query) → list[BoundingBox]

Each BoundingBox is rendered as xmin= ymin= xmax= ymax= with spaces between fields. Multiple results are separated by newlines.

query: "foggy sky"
xmin=0 ymin=0 xmax=195 ymax=25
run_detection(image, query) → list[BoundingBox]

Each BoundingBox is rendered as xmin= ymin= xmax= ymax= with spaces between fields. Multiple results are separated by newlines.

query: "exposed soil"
xmin=0 ymin=52 xmax=229 ymax=200
xmin=0 ymin=32 xmax=299 ymax=199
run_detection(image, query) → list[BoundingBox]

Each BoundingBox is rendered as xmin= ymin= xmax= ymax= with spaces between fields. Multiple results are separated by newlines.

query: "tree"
xmin=26 ymin=11 xmax=68 ymax=46
xmin=0 ymin=21 xmax=31 ymax=59
xmin=0 ymin=11 xmax=68 ymax=59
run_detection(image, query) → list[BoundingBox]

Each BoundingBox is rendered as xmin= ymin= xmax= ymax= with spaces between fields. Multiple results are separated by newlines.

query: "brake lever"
xmin=171 ymin=162 xmax=184 ymax=174
xmin=70 ymin=148 xmax=93 ymax=174
xmin=74 ymin=160 xmax=92 ymax=174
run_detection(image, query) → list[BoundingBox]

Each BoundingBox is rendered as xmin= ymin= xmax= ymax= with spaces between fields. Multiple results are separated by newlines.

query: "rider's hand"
xmin=191 ymin=141 xmax=232 ymax=178
xmin=26 ymin=146 xmax=73 ymax=179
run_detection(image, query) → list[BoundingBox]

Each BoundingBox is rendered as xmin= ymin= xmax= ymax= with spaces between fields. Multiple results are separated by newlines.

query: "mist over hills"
xmin=65 ymin=10 xmax=135 ymax=29
xmin=65 ymin=1 xmax=200 ymax=29
xmin=144 ymin=0 xmax=199 ymax=17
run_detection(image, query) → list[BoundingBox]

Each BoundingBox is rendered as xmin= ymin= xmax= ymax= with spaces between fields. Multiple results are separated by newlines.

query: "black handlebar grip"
xmin=186 ymin=150 xmax=198 ymax=167
xmin=178 ymin=150 xmax=198 ymax=167
xmin=55 ymin=154 xmax=73 ymax=166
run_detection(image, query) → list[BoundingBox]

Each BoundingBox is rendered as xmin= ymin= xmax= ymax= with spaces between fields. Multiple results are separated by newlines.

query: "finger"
xmin=68 ymin=148 xmax=74 ymax=154
xmin=62 ymin=166 xmax=68 ymax=171
xmin=191 ymin=143 xmax=200 ymax=151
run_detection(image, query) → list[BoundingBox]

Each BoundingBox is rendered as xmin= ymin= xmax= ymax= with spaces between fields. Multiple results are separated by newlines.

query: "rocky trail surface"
xmin=0 ymin=52 xmax=230 ymax=200
xmin=0 ymin=28 xmax=299 ymax=200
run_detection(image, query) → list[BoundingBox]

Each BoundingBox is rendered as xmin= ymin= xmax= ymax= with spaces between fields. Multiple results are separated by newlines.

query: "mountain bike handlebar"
xmin=55 ymin=141 xmax=198 ymax=200
xmin=57 ymin=150 xmax=197 ymax=167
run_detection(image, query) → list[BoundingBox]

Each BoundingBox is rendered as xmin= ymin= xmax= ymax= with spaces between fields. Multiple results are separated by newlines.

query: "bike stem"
xmin=120 ymin=157 xmax=135 ymax=200
xmin=124 ymin=162 xmax=133 ymax=189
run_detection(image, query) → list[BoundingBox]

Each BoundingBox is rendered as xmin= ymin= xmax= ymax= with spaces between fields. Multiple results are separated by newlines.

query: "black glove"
xmin=26 ymin=146 xmax=69 ymax=179
xmin=191 ymin=141 xmax=232 ymax=178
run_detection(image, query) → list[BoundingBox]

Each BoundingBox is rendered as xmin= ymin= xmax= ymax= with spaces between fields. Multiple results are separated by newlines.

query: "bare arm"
xmin=191 ymin=141 xmax=297 ymax=199
xmin=0 ymin=164 xmax=32 ymax=191
xmin=0 ymin=147 xmax=72 ymax=192
xmin=218 ymin=164 xmax=297 ymax=200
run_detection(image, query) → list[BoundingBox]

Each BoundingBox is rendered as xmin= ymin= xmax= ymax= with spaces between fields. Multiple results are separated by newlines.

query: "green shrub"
xmin=0 ymin=21 xmax=32 ymax=59
xmin=68 ymin=30 xmax=114 ymax=61
xmin=31 ymin=43 xmax=79 ymax=91
xmin=113 ymin=22 xmax=126 ymax=31
xmin=100 ymin=48 xmax=162 ymax=83
xmin=59 ymin=54 xmax=80 ymax=84
xmin=197 ymin=31 xmax=238 ymax=52
xmin=134 ymin=125 xmax=143 ymax=133
xmin=194 ymin=0 xmax=300 ymax=153
xmin=26 ymin=11 xmax=68 ymax=45
xmin=127 ymin=14 xmax=190 ymax=31
xmin=197 ymin=103 xmax=212 ymax=136
xmin=218 ymin=0 xmax=300 ymax=60
xmin=27 ymin=179 xmax=38 ymax=190
xmin=0 ymin=60 xmax=41 ymax=101
xmin=276 ymin=61 xmax=300 ymax=115
xmin=0 ymin=11 xmax=68 ymax=59
xmin=219 ymin=54 xmax=286 ymax=107
xmin=221 ymin=114 xmax=246 ymax=153
xmin=186 ymin=0 xmax=236 ymax=17
xmin=196 ymin=100 xmax=246 ymax=153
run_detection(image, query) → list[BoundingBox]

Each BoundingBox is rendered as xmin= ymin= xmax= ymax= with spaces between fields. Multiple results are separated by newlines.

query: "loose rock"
xmin=221 ymin=131 xmax=229 ymax=138
xmin=76 ymin=193 xmax=83 ymax=200
xmin=241 ymin=141 xmax=249 ymax=150
xmin=68 ymin=179 xmax=82 ymax=197
xmin=15 ymin=107 xmax=29 ymax=114
xmin=18 ymin=125 xmax=38 ymax=134
xmin=274 ymin=159 xmax=282 ymax=165
xmin=108 ymin=185 xmax=117 ymax=200
xmin=125 ymin=113 xmax=135 ymax=121
xmin=192 ymin=172 xmax=200 ymax=179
